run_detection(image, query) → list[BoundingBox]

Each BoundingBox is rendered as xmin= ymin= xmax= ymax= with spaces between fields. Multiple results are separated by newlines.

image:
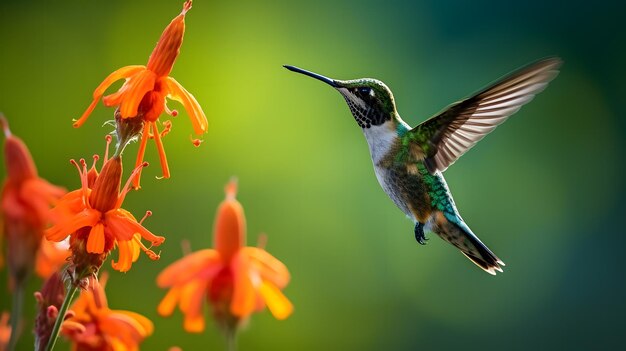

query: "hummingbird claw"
xmin=414 ymin=222 xmax=428 ymax=245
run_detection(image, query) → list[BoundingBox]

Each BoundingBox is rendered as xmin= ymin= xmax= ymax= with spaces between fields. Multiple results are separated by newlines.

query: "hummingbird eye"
xmin=358 ymin=87 xmax=372 ymax=96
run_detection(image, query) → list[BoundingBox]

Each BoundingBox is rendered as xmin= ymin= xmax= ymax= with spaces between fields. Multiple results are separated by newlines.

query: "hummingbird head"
xmin=284 ymin=65 xmax=397 ymax=129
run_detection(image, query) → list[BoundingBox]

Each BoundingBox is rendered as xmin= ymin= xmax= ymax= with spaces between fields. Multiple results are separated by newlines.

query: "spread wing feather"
xmin=404 ymin=57 xmax=562 ymax=173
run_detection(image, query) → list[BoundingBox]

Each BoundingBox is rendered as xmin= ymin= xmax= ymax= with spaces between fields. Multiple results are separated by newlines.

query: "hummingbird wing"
xmin=405 ymin=57 xmax=561 ymax=174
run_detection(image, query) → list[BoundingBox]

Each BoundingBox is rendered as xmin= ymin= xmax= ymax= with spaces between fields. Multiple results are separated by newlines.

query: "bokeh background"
xmin=1 ymin=0 xmax=625 ymax=350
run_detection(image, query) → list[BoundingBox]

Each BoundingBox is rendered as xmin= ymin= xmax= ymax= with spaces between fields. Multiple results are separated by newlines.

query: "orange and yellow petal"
xmin=119 ymin=70 xmax=157 ymax=118
xmin=179 ymin=280 xmax=207 ymax=333
xmin=45 ymin=208 xmax=100 ymax=242
xmin=131 ymin=234 xmax=142 ymax=262
xmin=93 ymin=66 xmax=147 ymax=98
xmin=102 ymin=85 xmax=129 ymax=107
xmin=54 ymin=189 xmax=89 ymax=214
xmin=111 ymin=239 xmax=135 ymax=272
xmin=183 ymin=313 xmax=205 ymax=334
xmin=258 ymin=280 xmax=293 ymax=320
xmin=104 ymin=210 xmax=163 ymax=244
xmin=156 ymin=249 xmax=221 ymax=288
xmin=86 ymin=223 xmax=105 ymax=254
xmin=75 ymin=65 xmax=146 ymax=128
xmin=230 ymin=254 xmax=257 ymax=318
xmin=99 ymin=310 xmax=153 ymax=348
xmin=242 ymin=247 xmax=290 ymax=289
xmin=108 ymin=337 xmax=130 ymax=351
xmin=115 ymin=310 xmax=154 ymax=337
xmin=166 ymin=77 xmax=208 ymax=135
xmin=157 ymin=286 xmax=181 ymax=317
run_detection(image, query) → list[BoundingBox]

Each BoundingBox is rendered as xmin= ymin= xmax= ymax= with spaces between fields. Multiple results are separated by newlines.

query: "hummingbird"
xmin=284 ymin=58 xmax=561 ymax=275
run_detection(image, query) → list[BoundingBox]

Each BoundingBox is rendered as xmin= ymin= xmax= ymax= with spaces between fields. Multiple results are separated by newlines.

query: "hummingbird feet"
xmin=414 ymin=222 xmax=428 ymax=245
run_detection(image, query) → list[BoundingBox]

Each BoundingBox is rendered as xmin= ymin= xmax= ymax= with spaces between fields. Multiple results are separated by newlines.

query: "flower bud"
xmin=89 ymin=157 xmax=122 ymax=212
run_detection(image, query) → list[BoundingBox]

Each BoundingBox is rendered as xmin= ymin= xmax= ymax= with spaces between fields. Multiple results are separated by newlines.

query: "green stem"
xmin=8 ymin=282 xmax=24 ymax=351
xmin=44 ymin=282 xmax=78 ymax=351
xmin=225 ymin=330 xmax=237 ymax=351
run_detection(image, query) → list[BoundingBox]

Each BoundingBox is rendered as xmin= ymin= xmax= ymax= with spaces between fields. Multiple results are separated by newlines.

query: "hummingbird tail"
xmin=432 ymin=212 xmax=505 ymax=275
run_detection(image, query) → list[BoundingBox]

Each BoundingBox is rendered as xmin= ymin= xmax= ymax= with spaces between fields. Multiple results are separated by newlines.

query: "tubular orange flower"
xmin=74 ymin=0 xmax=207 ymax=188
xmin=61 ymin=273 xmax=153 ymax=351
xmin=157 ymin=180 xmax=293 ymax=335
xmin=0 ymin=116 xmax=66 ymax=286
xmin=45 ymin=138 xmax=164 ymax=274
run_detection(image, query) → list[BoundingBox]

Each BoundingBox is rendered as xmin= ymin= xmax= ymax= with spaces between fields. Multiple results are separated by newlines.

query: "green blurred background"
xmin=1 ymin=0 xmax=624 ymax=350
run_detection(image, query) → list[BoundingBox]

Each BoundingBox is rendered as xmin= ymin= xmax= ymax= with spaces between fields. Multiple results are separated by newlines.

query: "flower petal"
xmin=131 ymin=234 xmax=142 ymax=262
xmin=243 ymin=247 xmax=290 ymax=288
xmin=45 ymin=208 xmax=100 ymax=242
xmin=103 ymin=83 xmax=130 ymax=107
xmin=166 ymin=77 xmax=208 ymax=135
xmin=94 ymin=66 xmax=147 ymax=98
xmin=74 ymin=65 xmax=146 ymax=128
xmin=230 ymin=253 xmax=256 ymax=318
xmin=99 ymin=310 xmax=152 ymax=348
xmin=258 ymin=280 xmax=293 ymax=320
xmin=86 ymin=223 xmax=105 ymax=254
xmin=179 ymin=280 xmax=207 ymax=333
xmin=156 ymin=249 xmax=221 ymax=288
xmin=114 ymin=310 xmax=154 ymax=336
xmin=105 ymin=209 xmax=163 ymax=244
xmin=183 ymin=313 xmax=205 ymax=334
xmin=157 ymin=286 xmax=180 ymax=317
xmin=111 ymin=239 xmax=134 ymax=272
xmin=119 ymin=69 xmax=157 ymax=118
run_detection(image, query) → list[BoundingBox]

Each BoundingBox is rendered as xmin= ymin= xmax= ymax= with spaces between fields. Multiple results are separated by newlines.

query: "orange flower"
xmin=62 ymin=273 xmax=153 ymax=351
xmin=157 ymin=180 xmax=293 ymax=334
xmin=35 ymin=237 xmax=70 ymax=279
xmin=0 ymin=116 xmax=65 ymax=286
xmin=45 ymin=138 xmax=164 ymax=274
xmin=74 ymin=0 xmax=207 ymax=188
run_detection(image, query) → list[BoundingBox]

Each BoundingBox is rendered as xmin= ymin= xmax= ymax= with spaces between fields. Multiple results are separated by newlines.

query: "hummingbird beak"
xmin=284 ymin=65 xmax=339 ymax=88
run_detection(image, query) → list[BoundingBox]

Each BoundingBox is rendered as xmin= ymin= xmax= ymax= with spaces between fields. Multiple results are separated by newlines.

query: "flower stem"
xmin=8 ymin=282 xmax=24 ymax=351
xmin=225 ymin=329 xmax=237 ymax=351
xmin=44 ymin=282 xmax=78 ymax=351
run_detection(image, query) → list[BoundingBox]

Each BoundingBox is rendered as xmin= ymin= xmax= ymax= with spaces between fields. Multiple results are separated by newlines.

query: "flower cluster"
xmin=45 ymin=137 xmax=164 ymax=278
xmin=1 ymin=1 xmax=294 ymax=350
xmin=74 ymin=0 xmax=207 ymax=188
